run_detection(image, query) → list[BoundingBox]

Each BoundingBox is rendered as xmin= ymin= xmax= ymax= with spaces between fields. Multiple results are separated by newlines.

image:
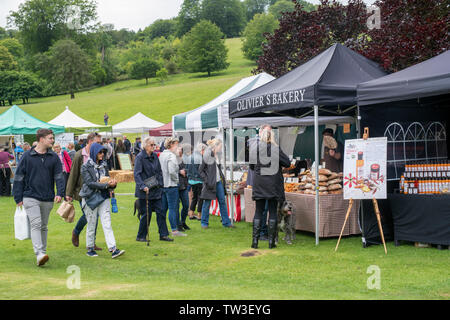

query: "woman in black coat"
xmin=250 ymin=126 xmax=290 ymax=249
xmin=198 ymin=139 xmax=233 ymax=229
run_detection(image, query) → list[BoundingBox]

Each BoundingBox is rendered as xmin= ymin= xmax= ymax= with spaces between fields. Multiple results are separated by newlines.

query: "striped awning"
xmin=173 ymin=73 xmax=275 ymax=132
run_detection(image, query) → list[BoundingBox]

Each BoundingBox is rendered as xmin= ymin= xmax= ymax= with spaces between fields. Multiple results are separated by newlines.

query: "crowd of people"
xmin=7 ymin=124 xmax=343 ymax=267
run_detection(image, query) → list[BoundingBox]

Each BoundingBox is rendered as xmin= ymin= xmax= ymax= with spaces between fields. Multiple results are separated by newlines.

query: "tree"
xmin=268 ymin=0 xmax=296 ymax=19
xmin=156 ymin=68 xmax=169 ymax=84
xmin=177 ymin=0 xmax=202 ymax=37
xmin=243 ymin=0 xmax=271 ymax=21
xmin=256 ymin=0 xmax=368 ymax=77
xmin=347 ymin=0 xmax=449 ymax=73
xmin=144 ymin=19 xmax=178 ymax=40
xmin=202 ymin=0 xmax=246 ymax=38
xmin=47 ymin=40 xmax=93 ymax=99
xmin=0 ymin=38 xmax=24 ymax=60
xmin=179 ymin=20 xmax=229 ymax=77
xmin=8 ymin=0 xmax=98 ymax=54
xmin=0 ymin=71 xmax=42 ymax=105
xmin=242 ymin=13 xmax=279 ymax=62
xmin=0 ymin=46 xmax=18 ymax=71
xmin=129 ymin=58 xmax=160 ymax=85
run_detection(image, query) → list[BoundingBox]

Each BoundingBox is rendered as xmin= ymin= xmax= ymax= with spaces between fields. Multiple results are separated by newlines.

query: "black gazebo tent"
xmin=228 ymin=43 xmax=387 ymax=245
xmin=356 ymin=50 xmax=450 ymax=247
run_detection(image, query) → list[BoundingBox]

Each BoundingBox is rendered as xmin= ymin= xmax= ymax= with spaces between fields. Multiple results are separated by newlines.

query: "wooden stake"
xmin=335 ymin=198 xmax=354 ymax=252
xmin=372 ymin=198 xmax=387 ymax=254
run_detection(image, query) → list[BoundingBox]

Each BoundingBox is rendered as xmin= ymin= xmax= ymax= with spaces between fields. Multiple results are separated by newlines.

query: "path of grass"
xmin=0 ymin=183 xmax=448 ymax=300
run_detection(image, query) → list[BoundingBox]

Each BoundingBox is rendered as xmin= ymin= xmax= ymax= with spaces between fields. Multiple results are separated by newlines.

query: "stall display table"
xmin=244 ymin=188 xmax=361 ymax=238
xmin=388 ymin=193 xmax=450 ymax=246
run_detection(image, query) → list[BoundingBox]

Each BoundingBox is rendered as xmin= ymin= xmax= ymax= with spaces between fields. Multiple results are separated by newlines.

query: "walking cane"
xmin=146 ymin=191 xmax=150 ymax=247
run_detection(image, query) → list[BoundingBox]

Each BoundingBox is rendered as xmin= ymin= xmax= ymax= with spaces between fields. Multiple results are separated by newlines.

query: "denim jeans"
xmin=162 ymin=187 xmax=180 ymax=231
xmin=74 ymin=201 xmax=98 ymax=239
xmin=82 ymin=198 xmax=116 ymax=252
xmin=136 ymin=198 xmax=169 ymax=239
xmin=201 ymin=181 xmax=231 ymax=227
xmin=179 ymin=188 xmax=189 ymax=225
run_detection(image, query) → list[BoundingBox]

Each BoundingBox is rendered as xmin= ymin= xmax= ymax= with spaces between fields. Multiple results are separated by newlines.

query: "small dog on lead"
xmin=133 ymin=199 xmax=144 ymax=220
xmin=276 ymin=200 xmax=296 ymax=245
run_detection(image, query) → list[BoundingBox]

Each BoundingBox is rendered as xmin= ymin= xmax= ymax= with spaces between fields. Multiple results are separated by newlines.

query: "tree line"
xmin=1 ymin=0 xmax=313 ymax=104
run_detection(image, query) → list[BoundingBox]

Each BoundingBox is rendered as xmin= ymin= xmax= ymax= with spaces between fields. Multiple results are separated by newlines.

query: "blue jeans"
xmin=201 ymin=181 xmax=232 ymax=227
xmin=179 ymin=188 xmax=189 ymax=225
xmin=162 ymin=187 xmax=180 ymax=231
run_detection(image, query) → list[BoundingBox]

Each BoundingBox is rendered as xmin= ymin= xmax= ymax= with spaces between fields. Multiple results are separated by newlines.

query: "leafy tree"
xmin=243 ymin=0 xmax=271 ymax=21
xmin=348 ymin=0 xmax=449 ymax=72
xmin=242 ymin=13 xmax=279 ymax=61
xmin=156 ymin=68 xmax=169 ymax=84
xmin=0 ymin=71 xmax=42 ymax=105
xmin=256 ymin=0 xmax=368 ymax=77
xmin=179 ymin=20 xmax=229 ymax=77
xmin=129 ymin=58 xmax=160 ymax=85
xmin=202 ymin=0 xmax=246 ymax=38
xmin=47 ymin=40 xmax=93 ymax=99
xmin=268 ymin=0 xmax=296 ymax=19
xmin=0 ymin=46 xmax=18 ymax=71
xmin=144 ymin=19 xmax=178 ymax=40
xmin=0 ymin=38 xmax=24 ymax=59
xmin=177 ymin=0 xmax=202 ymax=37
xmin=7 ymin=0 xmax=98 ymax=54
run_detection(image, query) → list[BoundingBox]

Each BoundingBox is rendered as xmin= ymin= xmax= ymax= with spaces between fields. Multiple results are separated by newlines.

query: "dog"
xmin=133 ymin=199 xmax=144 ymax=220
xmin=276 ymin=200 xmax=296 ymax=245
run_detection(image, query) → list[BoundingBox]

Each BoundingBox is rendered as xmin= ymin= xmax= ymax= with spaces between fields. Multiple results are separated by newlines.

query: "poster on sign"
xmin=343 ymin=137 xmax=387 ymax=200
xmin=55 ymin=133 xmax=74 ymax=148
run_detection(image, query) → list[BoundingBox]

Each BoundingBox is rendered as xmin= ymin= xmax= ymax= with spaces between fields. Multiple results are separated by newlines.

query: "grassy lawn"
xmin=0 ymin=182 xmax=449 ymax=300
xmin=0 ymin=38 xmax=256 ymax=126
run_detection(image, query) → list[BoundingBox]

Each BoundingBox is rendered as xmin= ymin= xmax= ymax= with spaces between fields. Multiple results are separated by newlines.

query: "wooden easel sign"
xmin=335 ymin=128 xmax=388 ymax=254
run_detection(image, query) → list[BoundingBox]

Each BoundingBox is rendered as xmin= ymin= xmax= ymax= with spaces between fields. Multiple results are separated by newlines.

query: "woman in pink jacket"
xmin=53 ymin=143 xmax=72 ymax=196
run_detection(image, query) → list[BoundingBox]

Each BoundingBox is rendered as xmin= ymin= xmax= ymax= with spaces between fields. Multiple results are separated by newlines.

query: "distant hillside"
xmin=0 ymin=38 xmax=256 ymax=126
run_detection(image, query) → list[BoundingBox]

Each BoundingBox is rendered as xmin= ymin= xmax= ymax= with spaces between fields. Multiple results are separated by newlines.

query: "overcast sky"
xmin=1 ymin=0 xmax=374 ymax=32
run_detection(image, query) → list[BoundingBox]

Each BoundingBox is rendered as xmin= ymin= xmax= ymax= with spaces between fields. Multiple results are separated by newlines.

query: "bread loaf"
xmin=328 ymin=184 xmax=342 ymax=191
xmin=319 ymin=168 xmax=332 ymax=176
xmin=327 ymin=178 xmax=342 ymax=185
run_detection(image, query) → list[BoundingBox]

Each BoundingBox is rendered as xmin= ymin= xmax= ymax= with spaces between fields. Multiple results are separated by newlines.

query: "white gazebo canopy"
xmin=112 ymin=112 xmax=164 ymax=133
xmin=48 ymin=106 xmax=103 ymax=128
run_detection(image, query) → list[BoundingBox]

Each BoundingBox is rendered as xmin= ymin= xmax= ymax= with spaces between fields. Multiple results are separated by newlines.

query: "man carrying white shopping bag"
xmin=13 ymin=129 xmax=65 ymax=267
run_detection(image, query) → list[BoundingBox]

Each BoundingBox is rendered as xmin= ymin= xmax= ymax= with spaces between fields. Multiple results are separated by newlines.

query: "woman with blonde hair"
xmin=250 ymin=126 xmax=290 ymax=249
xmin=198 ymin=138 xmax=234 ymax=229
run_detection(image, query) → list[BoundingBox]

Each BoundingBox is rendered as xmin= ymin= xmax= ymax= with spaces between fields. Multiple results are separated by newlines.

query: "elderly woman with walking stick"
xmin=134 ymin=137 xmax=172 ymax=243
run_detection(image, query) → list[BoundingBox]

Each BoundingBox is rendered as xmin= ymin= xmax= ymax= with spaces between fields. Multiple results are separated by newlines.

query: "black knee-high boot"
xmin=251 ymin=219 xmax=261 ymax=249
xmin=268 ymin=219 xmax=277 ymax=249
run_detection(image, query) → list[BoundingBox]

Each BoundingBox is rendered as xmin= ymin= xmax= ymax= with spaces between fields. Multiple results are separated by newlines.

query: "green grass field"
xmin=0 ymin=38 xmax=255 ymax=126
xmin=0 ymin=183 xmax=449 ymax=300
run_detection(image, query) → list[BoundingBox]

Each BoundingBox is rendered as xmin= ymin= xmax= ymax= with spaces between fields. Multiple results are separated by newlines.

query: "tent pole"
xmin=314 ymin=105 xmax=320 ymax=246
xmin=229 ymin=120 xmax=235 ymax=225
xmin=356 ymin=105 xmax=365 ymax=246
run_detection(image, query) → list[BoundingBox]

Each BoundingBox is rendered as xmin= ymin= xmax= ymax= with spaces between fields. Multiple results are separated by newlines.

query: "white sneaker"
xmin=37 ymin=254 xmax=49 ymax=267
xmin=171 ymin=231 xmax=187 ymax=237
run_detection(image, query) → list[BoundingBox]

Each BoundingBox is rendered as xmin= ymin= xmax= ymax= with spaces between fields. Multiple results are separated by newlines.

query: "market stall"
xmin=172 ymin=73 xmax=276 ymax=223
xmin=357 ymin=50 xmax=450 ymax=248
xmin=228 ymin=43 xmax=387 ymax=244
xmin=48 ymin=106 xmax=112 ymax=135
xmin=112 ymin=112 xmax=164 ymax=134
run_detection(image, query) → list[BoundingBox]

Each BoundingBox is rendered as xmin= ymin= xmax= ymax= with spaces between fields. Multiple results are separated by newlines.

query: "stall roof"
xmin=0 ymin=105 xmax=65 ymax=135
xmin=112 ymin=112 xmax=164 ymax=133
xmin=357 ymin=50 xmax=450 ymax=106
xmin=48 ymin=106 xmax=111 ymax=133
xmin=229 ymin=115 xmax=355 ymax=129
xmin=173 ymin=73 xmax=275 ymax=131
xmin=149 ymin=122 xmax=172 ymax=137
xmin=229 ymin=43 xmax=387 ymax=119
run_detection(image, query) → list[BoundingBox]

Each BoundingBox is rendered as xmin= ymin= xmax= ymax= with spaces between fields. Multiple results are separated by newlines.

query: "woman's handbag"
xmin=57 ymin=201 xmax=75 ymax=223
xmin=144 ymin=175 xmax=159 ymax=190
xmin=85 ymin=191 xmax=106 ymax=210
